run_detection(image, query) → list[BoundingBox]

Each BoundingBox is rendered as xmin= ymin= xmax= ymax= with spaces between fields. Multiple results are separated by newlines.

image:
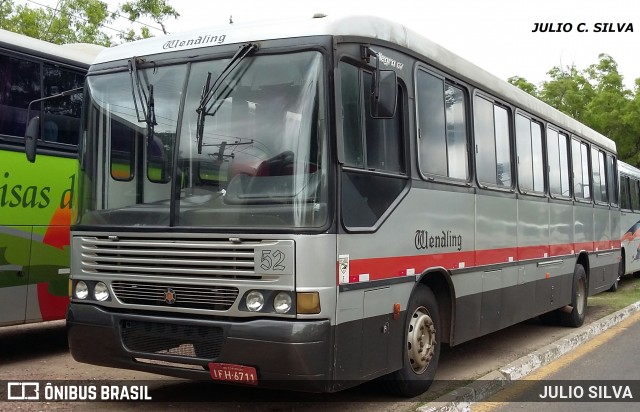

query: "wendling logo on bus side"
xmin=414 ymin=230 xmax=463 ymax=251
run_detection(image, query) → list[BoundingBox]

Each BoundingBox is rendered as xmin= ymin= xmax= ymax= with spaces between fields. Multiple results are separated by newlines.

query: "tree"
xmin=509 ymin=55 xmax=640 ymax=167
xmin=538 ymin=64 xmax=595 ymax=122
xmin=120 ymin=0 xmax=179 ymax=40
xmin=0 ymin=0 xmax=179 ymax=46
xmin=508 ymin=76 xmax=538 ymax=97
xmin=583 ymin=54 xmax=635 ymax=163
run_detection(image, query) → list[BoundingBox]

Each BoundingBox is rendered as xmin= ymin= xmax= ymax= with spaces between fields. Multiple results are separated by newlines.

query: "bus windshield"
xmin=78 ymin=50 xmax=328 ymax=229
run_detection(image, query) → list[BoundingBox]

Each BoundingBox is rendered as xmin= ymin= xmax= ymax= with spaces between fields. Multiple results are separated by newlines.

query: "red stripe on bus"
xmin=550 ymin=243 xmax=574 ymax=255
xmin=517 ymin=245 xmax=549 ymax=260
xmin=342 ymin=242 xmax=618 ymax=284
xmin=574 ymin=242 xmax=595 ymax=252
xmin=594 ymin=240 xmax=612 ymax=251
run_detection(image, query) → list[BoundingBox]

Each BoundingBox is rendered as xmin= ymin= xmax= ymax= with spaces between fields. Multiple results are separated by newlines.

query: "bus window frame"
xmin=472 ymin=90 xmax=514 ymax=193
xmin=590 ymin=147 xmax=609 ymax=206
xmin=570 ymin=136 xmax=593 ymax=204
xmin=545 ymin=124 xmax=573 ymax=201
xmin=414 ymin=64 xmax=472 ymax=187
xmin=514 ymin=109 xmax=547 ymax=198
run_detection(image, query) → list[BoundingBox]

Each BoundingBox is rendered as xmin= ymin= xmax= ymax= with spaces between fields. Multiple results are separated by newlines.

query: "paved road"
xmin=474 ymin=310 xmax=640 ymax=412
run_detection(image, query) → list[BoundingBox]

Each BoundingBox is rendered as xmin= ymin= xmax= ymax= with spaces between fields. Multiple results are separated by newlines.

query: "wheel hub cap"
xmin=407 ymin=307 xmax=436 ymax=374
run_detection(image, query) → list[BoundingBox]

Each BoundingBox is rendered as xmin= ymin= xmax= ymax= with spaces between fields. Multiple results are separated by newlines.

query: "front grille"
xmin=80 ymin=236 xmax=260 ymax=279
xmin=121 ymin=320 xmax=224 ymax=360
xmin=112 ymin=281 xmax=239 ymax=311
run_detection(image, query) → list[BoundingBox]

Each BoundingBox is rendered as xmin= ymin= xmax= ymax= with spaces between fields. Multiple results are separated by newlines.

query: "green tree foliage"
xmin=0 ymin=0 xmax=179 ymax=46
xmin=120 ymin=0 xmax=179 ymax=37
xmin=511 ymin=54 xmax=640 ymax=167
xmin=508 ymin=76 xmax=538 ymax=98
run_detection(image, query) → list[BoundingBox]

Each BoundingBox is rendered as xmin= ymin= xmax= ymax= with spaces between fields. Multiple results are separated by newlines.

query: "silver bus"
xmin=64 ymin=15 xmax=620 ymax=396
xmin=617 ymin=160 xmax=640 ymax=286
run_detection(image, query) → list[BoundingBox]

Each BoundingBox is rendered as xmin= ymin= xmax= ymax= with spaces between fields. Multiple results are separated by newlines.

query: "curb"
xmin=417 ymin=300 xmax=640 ymax=412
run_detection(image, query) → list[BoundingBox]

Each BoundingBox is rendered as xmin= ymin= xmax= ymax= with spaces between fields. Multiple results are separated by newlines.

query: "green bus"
xmin=0 ymin=29 xmax=103 ymax=327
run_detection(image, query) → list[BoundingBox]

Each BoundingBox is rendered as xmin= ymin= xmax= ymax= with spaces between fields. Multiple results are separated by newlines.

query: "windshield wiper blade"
xmin=128 ymin=57 xmax=157 ymax=139
xmin=196 ymin=72 xmax=212 ymax=154
xmin=196 ymin=42 xmax=258 ymax=154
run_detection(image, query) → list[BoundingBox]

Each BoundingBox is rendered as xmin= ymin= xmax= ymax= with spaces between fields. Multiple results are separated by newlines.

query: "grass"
xmin=588 ymin=276 xmax=640 ymax=312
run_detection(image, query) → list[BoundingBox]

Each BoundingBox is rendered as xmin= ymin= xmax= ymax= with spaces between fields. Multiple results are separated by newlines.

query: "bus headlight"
xmin=273 ymin=292 xmax=292 ymax=314
xmin=75 ymin=281 xmax=89 ymax=300
xmin=94 ymin=282 xmax=110 ymax=301
xmin=246 ymin=291 xmax=264 ymax=312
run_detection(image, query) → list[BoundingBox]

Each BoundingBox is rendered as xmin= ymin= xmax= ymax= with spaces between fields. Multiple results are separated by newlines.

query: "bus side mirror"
xmin=25 ymin=116 xmax=40 ymax=163
xmin=371 ymin=70 xmax=397 ymax=118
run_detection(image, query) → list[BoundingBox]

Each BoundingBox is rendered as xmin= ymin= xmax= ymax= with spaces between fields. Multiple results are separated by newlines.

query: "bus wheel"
xmin=388 ymin=285 xmax=440 ymax=397
xmin=560 ymin=264 xmax=587 ymax=327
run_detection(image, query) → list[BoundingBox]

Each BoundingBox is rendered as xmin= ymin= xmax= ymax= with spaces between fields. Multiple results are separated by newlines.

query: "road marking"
xmin=473 ymin=310 xmax=640 ymax=411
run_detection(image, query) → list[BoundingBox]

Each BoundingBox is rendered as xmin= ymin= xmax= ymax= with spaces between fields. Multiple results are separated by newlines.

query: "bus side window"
xmin=516 ymin=114 xmax=544 ymax=193
xmin=620 ymin=176 xmax=631 ymax=210
xmin=630 ymin=178 xmax=640 ymax=211
xmin=42 ymin=64 xmax=84 ymax=145
xmin=474 ymin=95 xmax=512 ymax=188
xmin=416 ymin=69 xmax=468 ymax=180
xmin=606 ymin=154 xmax=618 ymax=205
xmin=0 ymin=53 xmax=41 ymax=138
xmin=547 ymin=127 xmax=571 ymax=197
xmin=571 ymin=139 xmax=591 ymax=200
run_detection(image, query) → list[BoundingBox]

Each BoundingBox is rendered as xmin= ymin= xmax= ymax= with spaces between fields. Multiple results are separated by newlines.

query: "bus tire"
xmin=559 ymin=264 xmax=587 ymax=327
xmin=388 ymin=285 xmax=440 ymax=398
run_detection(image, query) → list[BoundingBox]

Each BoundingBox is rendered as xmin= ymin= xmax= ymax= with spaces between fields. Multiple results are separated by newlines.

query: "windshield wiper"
xmin=196 ymin=42 xmax=258 ymax=154
xmin=128 ymin=57 xmax=157 ymax=140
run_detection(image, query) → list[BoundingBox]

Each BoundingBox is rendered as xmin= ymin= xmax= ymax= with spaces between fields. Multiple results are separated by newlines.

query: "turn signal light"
xmin=296 ymin=292 xmax=321 ymax=314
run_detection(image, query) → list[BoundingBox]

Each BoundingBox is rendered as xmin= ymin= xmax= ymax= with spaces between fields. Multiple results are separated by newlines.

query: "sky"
xmin=15 ymin=0 xmax=640 ymax=90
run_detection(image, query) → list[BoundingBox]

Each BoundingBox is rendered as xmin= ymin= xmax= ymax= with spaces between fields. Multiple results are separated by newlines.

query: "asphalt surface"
xmin=418 ymin=300 xmax=640 ymax=411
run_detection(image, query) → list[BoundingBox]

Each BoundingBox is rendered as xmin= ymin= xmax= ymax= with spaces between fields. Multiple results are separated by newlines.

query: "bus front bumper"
xmin=67 ymin=303 xmax=333 ymax=391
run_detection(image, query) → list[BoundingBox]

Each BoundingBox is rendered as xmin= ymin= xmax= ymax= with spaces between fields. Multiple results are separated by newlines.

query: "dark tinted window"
xmin=620 ymin=176 xmax=630 ymax=210
xmin=606 ymin=154 xmax=617 ymax=205
xmin=42 ymin=63 xmax=84 ymax=145
xmin=0 ymin=54 xmax=41 ymax=137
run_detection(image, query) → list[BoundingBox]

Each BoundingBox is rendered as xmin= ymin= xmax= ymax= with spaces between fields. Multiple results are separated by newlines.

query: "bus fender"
xmin=414 ymin=268 xmax=454 ymax=344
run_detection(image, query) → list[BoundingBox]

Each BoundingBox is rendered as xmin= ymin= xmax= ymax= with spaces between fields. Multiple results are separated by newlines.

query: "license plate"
xmin=208 ymin=362 xmax=258 ymax=385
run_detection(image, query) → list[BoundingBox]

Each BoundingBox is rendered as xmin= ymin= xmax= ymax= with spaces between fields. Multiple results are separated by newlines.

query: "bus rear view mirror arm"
xmin=24 ymin=87 xmax=83 ymax=163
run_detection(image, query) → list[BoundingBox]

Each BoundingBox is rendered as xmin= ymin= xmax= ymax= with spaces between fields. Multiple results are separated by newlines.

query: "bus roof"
xmin=91 ymin=14 xmax=615 ymax=153
xmin=0 ymin=28 xmax=104 ymax=67
xmin=619 ymin=161 xmax=640 ymax=178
